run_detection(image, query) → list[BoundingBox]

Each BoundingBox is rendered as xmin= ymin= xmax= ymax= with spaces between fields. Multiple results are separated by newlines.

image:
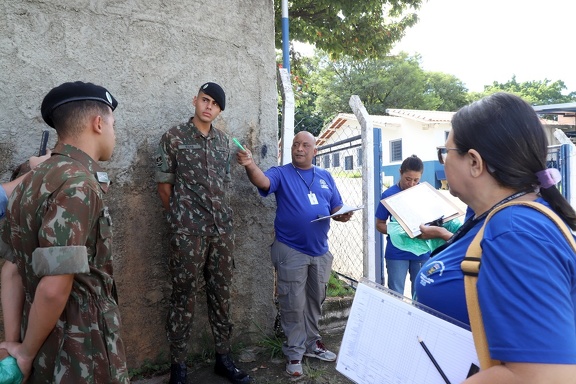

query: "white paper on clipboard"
xmin=336 ymin=279 xmax=479 ymax=384
xmin=381 ymin=182 xmax=464 ymax=237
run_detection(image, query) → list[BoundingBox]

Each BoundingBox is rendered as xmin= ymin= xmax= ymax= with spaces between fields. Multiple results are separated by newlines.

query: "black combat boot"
xmin=214 ymin=353 xmax=253 ymax=384
xmin=169 ymin=362 xmax=187 ymax=384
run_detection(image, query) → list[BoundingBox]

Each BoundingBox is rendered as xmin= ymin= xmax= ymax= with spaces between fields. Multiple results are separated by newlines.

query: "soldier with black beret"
xmin=0 ymin=81 xmax=129 ymax=383
xmin=156 ymin=82 xmax=252 ymax=384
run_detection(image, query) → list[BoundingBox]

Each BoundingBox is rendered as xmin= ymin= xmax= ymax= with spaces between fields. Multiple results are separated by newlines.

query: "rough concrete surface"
xmin=0 ymin=0 xmax=279 ymax=371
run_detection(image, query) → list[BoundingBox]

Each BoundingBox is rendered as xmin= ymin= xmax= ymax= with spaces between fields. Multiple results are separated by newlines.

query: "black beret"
xmin=199 ymin=82 xmax=225 ymax=111
xmin=41 ymin=81 xmax=118 ymax=128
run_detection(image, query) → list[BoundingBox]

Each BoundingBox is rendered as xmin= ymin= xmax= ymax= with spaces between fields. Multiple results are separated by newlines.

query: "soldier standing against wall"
xmin=155 ymin=82 xmax=252 ymax=384
xmin=0 ymin=81 xmax=129 ymax=382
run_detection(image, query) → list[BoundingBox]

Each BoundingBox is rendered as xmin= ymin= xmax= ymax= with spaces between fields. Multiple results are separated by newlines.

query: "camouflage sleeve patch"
xmin=156 ymin=138 xmax=174 ymax=172
xmin=154 ymin=153 xmax=164 ymax=169
xmin=155 ymin=171 xmax=175 ymax=184
xmin=0 ymin=237 xmax=15 ymax=263
xmin=32 ymin=246 xmax=90 ymax=276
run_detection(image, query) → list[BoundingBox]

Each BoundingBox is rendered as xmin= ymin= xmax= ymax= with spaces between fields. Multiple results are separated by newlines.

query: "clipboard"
xmin=336 ymin=278 xmax=479 ymax=384
xmin=381 ymin=182 xmax=464 ymax=238
xmin=311 ymin=204 xmax=364 ymax=222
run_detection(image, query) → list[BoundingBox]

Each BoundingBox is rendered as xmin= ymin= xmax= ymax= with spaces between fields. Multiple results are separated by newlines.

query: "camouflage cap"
xmin=41 ymin=81 xmax=118 ymax=128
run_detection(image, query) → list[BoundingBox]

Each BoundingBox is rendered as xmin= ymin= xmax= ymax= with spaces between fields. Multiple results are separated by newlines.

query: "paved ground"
xmin=132 ymin=329 xmax=353 ymax=384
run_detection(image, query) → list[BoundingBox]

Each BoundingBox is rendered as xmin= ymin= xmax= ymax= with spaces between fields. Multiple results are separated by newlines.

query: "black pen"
xmin=418 ymin=336 xmax=451 ymax=384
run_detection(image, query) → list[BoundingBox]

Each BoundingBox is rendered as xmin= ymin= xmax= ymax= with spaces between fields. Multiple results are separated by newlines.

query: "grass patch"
xmin=303 ymin=359 xmax=328 ymax=379
xmin=129 ymin=354 xmax=171 ymax=380
xmin=332 ymin=170 xmax=362 ymax=178
xmin=254 ymin=322 xmax=284 ymax=359
xmin=327 ymin=272 xmax=355 ymax=297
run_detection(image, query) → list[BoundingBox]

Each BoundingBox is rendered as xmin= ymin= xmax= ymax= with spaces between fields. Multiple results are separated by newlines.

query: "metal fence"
xmin=315 ymin=131 xmax=364 ymax=285
xmin=315 ymin=129 xmax=573 ymax=290
xmin=547 ymin=144 xmax=571 ymax=199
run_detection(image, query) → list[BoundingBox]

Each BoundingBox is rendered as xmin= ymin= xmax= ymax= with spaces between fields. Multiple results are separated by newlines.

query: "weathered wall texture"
xmin=0 ymin=0 xmax=278 ymax=368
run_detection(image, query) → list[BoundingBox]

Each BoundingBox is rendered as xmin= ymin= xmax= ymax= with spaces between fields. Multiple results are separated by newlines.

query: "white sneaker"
xmin=286 ymin=360 xmax=303 ymax=376
xmin=304 ymin=340 xmax=337 ymax=362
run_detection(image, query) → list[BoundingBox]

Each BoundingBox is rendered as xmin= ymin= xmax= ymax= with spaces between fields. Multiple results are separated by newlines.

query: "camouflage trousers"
xmin=166 ymin=233 xmax=235 ymax=363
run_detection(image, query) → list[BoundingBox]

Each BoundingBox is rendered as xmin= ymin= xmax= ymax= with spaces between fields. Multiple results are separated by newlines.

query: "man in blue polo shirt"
xmin=236 ymin=131 xmax=353 ymax=377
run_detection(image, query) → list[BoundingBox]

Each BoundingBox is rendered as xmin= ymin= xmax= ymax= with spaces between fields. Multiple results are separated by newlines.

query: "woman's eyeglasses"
xmin=437 ymin=146 xmax=459 ymax=165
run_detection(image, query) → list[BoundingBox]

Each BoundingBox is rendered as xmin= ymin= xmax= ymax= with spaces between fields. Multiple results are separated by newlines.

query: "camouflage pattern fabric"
xmin=0 ymin=143 xmax=129 ymax=383
xmin=155 ymin=119 xmax=233 ymax=236
xmin=155 ymin=120 xmax=236 ymax=363
xmin=166 ymin=233 xmax=235 ymax=362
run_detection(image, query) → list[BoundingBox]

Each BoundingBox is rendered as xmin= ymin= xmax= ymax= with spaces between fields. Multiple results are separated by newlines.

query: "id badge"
xmin=308 ymin=192 xmax=318 ymax=205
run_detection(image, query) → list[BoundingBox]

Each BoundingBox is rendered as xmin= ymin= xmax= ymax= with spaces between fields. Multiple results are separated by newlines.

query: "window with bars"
xmin=390 ymin=139 xmax=402 ymax=162
xmin=323 ymin=154 xmax=331 ymax=168
xmin=332 ymin=153 xmax=340 ymax=167
xmin=345 ymin=155 xmax=353 ymax=170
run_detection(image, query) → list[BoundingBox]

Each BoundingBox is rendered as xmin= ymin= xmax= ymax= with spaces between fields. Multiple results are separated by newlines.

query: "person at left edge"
xmin=0 ymin=81 xmax=129 ymax=383
xmin=155 ymin=82 xmax=252 ymax=384
xmin=0 ymin=152 xmax=52 ymax=220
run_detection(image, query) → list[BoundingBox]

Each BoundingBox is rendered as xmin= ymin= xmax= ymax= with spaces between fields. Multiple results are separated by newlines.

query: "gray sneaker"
xmin=286 ymin=360 xmax=303 ymax=376
xmin=304 ymin=340 xmax=337 ymax=362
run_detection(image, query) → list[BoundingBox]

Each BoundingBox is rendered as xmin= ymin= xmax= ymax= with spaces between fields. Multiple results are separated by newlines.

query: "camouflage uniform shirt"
xmin=155 ymin=119 xmax=233 ymax=236
xmin=0 ymin=144 xmax=129 ymax=383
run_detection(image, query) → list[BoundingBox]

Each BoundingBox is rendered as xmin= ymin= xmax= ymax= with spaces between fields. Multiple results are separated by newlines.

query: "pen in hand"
xmin=232 ymin=137 xmax=246 ymax=151
xmin=418 ymin=336 xmax=451 ymax=384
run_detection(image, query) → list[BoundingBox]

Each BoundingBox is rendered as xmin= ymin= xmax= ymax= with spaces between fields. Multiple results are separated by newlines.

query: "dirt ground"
xmin=132 ymin=328 xmax=354 ymax=384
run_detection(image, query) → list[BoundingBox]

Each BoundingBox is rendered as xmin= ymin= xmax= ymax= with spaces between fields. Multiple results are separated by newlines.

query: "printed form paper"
xmin=336 ymin=281 xmax=479 ymax=384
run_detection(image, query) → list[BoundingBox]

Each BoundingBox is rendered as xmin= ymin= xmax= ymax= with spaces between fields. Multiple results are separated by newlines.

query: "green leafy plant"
xmin=327 ymin=272 xmax=355 ymax=297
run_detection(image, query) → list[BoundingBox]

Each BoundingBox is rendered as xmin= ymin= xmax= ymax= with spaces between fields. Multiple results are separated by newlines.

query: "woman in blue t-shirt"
xmin=416 ymin=92 xmax=576 ymax=382
xmin=376 ymin=155 xmax=436 ymax=297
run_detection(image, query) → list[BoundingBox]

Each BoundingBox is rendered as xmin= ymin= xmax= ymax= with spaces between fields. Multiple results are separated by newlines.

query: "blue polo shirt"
xmin=260 ymin=164 xmax=343 ymax=256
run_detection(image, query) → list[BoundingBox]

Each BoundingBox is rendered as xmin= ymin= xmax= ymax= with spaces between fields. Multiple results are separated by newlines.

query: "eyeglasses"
xmin=437 ymin=146 xmax=459 ymax=165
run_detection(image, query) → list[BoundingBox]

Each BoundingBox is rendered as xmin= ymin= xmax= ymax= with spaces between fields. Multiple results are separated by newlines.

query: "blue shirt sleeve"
xmin=375 ymin=185 xmax=400 ymax=220
xmin=0 ymin=186 xmax=7 ymax=219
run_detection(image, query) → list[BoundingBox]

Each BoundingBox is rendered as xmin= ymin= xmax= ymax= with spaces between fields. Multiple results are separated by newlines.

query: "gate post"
xmin=349 ymin=95 xmax=383 ymax=284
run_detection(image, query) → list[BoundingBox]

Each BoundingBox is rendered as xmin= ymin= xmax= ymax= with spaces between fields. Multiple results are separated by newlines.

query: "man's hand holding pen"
xmin=235 ymin=148 xmax=253 ymax=166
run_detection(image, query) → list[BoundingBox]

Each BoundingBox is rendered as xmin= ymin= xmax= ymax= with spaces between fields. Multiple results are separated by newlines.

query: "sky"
xmin=392 ymin=0 xmax=576 ymax=93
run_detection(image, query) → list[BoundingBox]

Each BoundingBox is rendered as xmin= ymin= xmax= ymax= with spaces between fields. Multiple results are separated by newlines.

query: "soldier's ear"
xmin=91 ymin=115 xmax=104 ymax=134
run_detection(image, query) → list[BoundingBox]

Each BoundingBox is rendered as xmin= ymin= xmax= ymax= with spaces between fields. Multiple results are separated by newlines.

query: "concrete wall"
xmin=0 ymin=0 xmax=278 ymax=369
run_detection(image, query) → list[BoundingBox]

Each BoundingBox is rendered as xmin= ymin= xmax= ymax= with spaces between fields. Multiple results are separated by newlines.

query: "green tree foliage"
xmin=309 ymin=52 xmax=468 ymax=120
xmin=278 ymin=55 xmax=327 ymax=136
xmin=468 ymin=76 xmax=576 ymax=105
xmin=425 ymin=72 xmax=469 ymax=112
xmin=275 ymin=0 xmax=423 ymax=60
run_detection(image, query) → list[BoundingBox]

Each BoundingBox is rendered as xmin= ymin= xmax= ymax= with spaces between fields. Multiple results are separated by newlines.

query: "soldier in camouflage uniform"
xmin=156 ymin=82 xmax=251 ymax=384
xmin=0 ymin=81 xmax=129 ymax=383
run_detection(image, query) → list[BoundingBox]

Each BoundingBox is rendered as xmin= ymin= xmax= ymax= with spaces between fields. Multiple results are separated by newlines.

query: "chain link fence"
xmin=315 ymin=129 xmax=364 ymax=286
